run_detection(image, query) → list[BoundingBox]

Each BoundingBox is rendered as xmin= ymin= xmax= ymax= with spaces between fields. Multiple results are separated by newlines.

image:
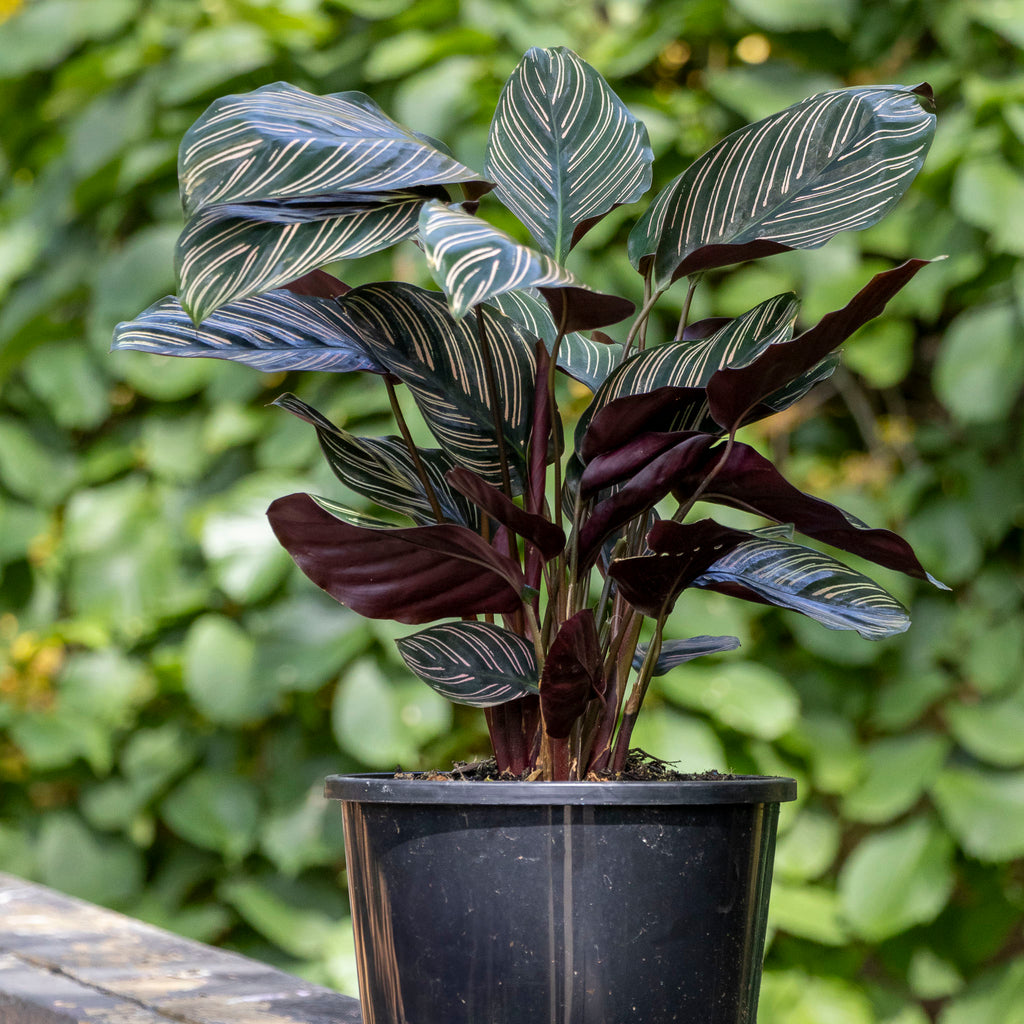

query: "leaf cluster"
xmin=114 ymin=46 xmax=943 ymax=780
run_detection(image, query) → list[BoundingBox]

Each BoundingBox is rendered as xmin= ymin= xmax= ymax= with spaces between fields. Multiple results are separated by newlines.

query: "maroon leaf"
xmin=608 ymin=519 xmax=751 ymax=617
xmin=540 ymin=610 xmax=604 ymax=739
xmin=667 ymin=239 xmax=794 ymax=283
xmin=445 ymin=466 xmax=566 ymax=560
xmin=283 ymin=268 xmax=350 ymax=298
xmin=707 ymin=259 xmax=932 ymax=430
xmin=577 ymin=434 xmax=716 ymax=568
xmin=267 ymin=492 xmax=526 ymax=624
xmin=686 ymin=441 xmax=939 ymax=582
xmin=680 ymin=316 xmax=733 ymax=340
xmin=579 ymin=386 xmax=710 ymax=463
xmin=578 ymin=431 xmax=700 ymax=496
xmin=539 ymin=286 xmax=635 ymax=334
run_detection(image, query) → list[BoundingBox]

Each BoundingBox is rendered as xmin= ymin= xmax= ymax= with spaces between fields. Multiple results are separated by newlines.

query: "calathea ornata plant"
xmin=114 ymin=48 xmax=944 ymax=781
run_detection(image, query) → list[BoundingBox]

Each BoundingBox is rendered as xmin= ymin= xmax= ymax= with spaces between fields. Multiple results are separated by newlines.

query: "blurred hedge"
xmin=1 ymin=0 xmax=1022 ymax=1019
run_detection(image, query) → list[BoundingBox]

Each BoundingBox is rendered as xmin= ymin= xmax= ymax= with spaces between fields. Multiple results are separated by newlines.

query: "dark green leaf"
xmin=337 ymin=282 xmax=537 ymax=490
xmin=175 ymin=194 xmax=423 ymax=322
xmin=694 ymin=535 xmax=912 ymax=639
xmin=485 ymin=46 xmax=653 ymax=262
xmin=631 ymin=635 xmax=741 ymax=674
xmin=629 ymin=85 xmax=935 ymax=288
xmin=113 ymin=290 xmax=385 ymax=374
xmin=418 ymin=201 xmax=633 ymax=330
xmin=396 ymin=621 xmax=539 ymax=707
xmin=488 ymin=289 xmax=622 ymax=390
xmin=179 ymin=83 xmax=487 ymax=215
xmin=273 ymin=394 xmax=479 ymax=527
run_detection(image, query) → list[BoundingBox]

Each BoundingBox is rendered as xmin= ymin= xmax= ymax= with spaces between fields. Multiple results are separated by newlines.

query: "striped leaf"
xmin=176 ymin=193 xmax=424 ymax=323
xmin=488 ymin=289 xmax=622 ymax=391
xmin=575 ymin=291 xmax=800 ymax=453
xmin=396 ymin=622 xmax=539 ymax=708
xmin=337 ymin=282 xmax=537 ymax=491
xmin=485 ymin=46 xmax=653 ymax=263
xmin=273 ymin=394 xmax=479 ymax=528
xmin=629 ymin=85 xmax=935 ymax=289
xmin=267 ymin=493 xmax=526 ymax=624
xmin=112 ymin=289 xmax=384 ymax=374
xmin=631 ymin=635 xmax=742 ymax=675
xmin=694 ymin=536 xmax=912 ymax=640
xmin=418 ymin=201 xmax=632 ymax=330
xmin=179 ymin=83 xmax=487 ymax=216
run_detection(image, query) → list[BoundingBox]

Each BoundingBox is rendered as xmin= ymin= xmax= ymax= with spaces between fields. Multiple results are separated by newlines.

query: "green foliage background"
xmin=2 ymin=0 xmax=1023 ymax=1019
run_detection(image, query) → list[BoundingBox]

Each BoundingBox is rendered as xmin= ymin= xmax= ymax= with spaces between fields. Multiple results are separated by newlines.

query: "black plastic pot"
xmin=325 ymin=772 xmax=796 ymax=1024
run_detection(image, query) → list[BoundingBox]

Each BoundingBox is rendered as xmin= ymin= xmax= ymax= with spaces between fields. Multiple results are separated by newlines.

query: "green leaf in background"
xmin=485 ymin=45 xmax=653 ymax=263
xmin=0 ymin=0 xmax=138 ymax=78
xmin=758 ymin=971 xmax=874 ymax=1024
xmin=161 ymin=769 xmax=261 ymax=864
xmin=769 ymin=882 xmax=848 ymax=945
xmin=628 ymin=708 xmax=727 ymax=773
xmin=945 ymin=688 xmax=1024 ymax=767
xmin=939 ymin=960 xmax=1024 ymax=1024
xmin=660 ymin=661 xmax=800 ymax=740
xmin=259 ymin=783 xmax=335 ymax=878
xmin=36 ymin=812 xmax=144 ymax=907
xmin=789 ymin=714 xmax=864 ymax=795
xmin=183 ymin=614 xmax=272 ymax=726
xmin=331 ymin=659 xmax=451 ymax=768
xmin=933 ymin=303 xmax=1024 ymax=425
xmin=773 ymin=809 xmax=841 ymax=881
xmin=198 ymin=473 xmax=300 ymax=604
xmin=931 ymin=765 xmax=1024 ymax=861
xmin=630 ymin=85 xmax=935 ymax=289
xmin=838 ymin=816 xmax=954 ymax=941
xmin=952 ymin=155 xmax=1024 ymax=257
xmin=842 ymin=733 xmax=950 ymax=822
xmin=396 ymin=621 xmax=539 ymax=707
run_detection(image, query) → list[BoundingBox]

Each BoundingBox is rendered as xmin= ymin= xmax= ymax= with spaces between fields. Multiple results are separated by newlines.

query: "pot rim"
xmin=324 ymin=771 xmax=797 ymax=806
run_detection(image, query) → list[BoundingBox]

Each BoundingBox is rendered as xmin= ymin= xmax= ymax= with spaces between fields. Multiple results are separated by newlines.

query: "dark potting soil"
xmin=395 ymin=748 xmax=738 ymax=783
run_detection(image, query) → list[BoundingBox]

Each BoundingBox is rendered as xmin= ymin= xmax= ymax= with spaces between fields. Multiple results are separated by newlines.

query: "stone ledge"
xmin=0 ymin=873 xmax=362 ymax=1024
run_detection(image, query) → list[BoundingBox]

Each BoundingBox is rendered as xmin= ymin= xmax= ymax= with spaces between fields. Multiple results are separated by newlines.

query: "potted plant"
xmin=114 ymin=47 xmax=941 ymax=1024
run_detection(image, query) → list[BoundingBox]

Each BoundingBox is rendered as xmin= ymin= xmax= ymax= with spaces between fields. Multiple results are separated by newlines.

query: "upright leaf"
xmin=485 ymin=46 xmax=653 ymax=263
xmin=396 ymin=622 xmax=539 ymax=708
xmin=179 ymin=83 xmax=488 ymax=215
xmin=418 ymin=201 xmax=633 ymax=330
xmin=540 ymin=610 xmax=604 ymax=739
xmin=112 ymin=289 xmax=384 ymax=374
xmin=629 ymin=85 xmax=935 ymax=289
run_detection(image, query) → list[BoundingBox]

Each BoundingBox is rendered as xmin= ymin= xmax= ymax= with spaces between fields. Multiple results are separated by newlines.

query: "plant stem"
xmin=385 ymin=378 xmax=446 ymax=523
xmin=621 ymin=288 xmax=664 ymax=361
xmin=611 ymin=614 xmax=665 ymax=772
xmin=474 ymin=307 xmax=516 ymax=502
xmin=674 ymin=275 xmax=702 ymax=341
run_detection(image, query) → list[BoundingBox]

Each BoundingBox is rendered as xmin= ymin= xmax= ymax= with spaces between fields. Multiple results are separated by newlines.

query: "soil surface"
xmin=396 ymin=749 xmax=737 ymax=783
